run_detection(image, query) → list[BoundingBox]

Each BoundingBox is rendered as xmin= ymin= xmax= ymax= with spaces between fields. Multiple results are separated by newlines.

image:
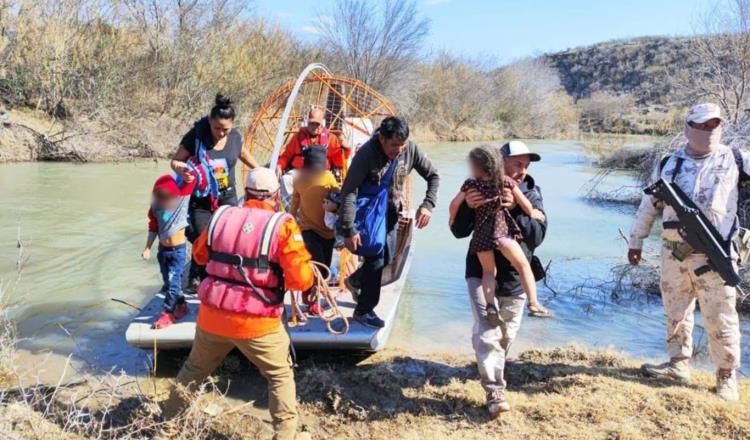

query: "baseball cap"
xmin=303 ymin=146 xmax=327 ymax=171
xmin=245 ymin=167 xmax=279 ymax=193
xmin=687 ymin=103 xmax=722 ymax=124
xmin=308 ymin=108 xmax=325 ymax=125
xmin=500 ymin=141 xmax=541 ymax=162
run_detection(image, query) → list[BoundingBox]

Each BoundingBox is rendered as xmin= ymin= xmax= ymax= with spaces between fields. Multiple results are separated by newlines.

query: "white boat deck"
xmin=126 ymin=222 xmax=414 ymax=352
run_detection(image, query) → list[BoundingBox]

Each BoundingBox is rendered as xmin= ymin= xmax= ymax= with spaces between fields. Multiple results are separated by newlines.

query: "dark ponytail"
xmin=210 ymin=93 xmax=236 ymax=120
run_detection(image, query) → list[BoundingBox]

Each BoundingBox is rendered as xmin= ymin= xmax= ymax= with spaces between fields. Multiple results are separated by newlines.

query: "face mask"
xmin=324 ymin=212 xmax=338 ymax=230
xmin=684 ymin=122 xmax=723 ymax=156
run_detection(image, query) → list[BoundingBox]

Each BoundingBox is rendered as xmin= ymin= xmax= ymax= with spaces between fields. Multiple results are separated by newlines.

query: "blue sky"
xmin=253 ymin=0 xmax=714 ymax=63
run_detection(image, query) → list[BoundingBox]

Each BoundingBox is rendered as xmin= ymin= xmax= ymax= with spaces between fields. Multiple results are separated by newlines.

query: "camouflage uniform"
xmin=629 ymin=144 xmax=743 ymax=370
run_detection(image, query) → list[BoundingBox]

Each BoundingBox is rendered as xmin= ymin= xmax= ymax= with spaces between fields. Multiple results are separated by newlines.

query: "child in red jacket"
xmin=142 ymin=174 xmax=195 ymax=329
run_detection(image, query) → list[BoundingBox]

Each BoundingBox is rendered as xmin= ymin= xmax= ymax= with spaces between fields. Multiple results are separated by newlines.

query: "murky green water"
xmin=1 ymin=141 xmax=748 ymax=377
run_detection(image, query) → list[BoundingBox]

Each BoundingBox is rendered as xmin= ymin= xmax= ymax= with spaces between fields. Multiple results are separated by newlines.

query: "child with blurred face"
xmin=143 ymin=174 xmax=195 ymax=329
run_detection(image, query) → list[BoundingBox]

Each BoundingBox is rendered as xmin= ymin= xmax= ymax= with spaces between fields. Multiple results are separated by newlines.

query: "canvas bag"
xmin=354 ymin=159 xmax=398 ymax=257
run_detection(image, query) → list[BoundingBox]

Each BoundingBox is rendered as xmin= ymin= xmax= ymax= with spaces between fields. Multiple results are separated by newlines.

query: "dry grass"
xmin=294 ymin=346 xmax=750 ymax=440
xmin=2 ymin=345 xmax=748 ymax=439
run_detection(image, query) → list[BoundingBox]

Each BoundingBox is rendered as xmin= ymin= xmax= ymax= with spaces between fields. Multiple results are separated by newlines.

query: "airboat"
xmin=126 ymin=64 xmax=414 ymax=351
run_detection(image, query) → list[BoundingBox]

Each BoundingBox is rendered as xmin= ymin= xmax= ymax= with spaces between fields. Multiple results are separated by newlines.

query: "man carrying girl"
xmin=450 ymin=141 xmax=550 ymax=418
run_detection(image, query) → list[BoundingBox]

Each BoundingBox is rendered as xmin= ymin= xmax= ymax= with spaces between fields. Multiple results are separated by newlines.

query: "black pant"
xmin=187 ymin=189 xmax=238 ymax=283
xmin=302 ymin=230 xmax=335 ymax=270
xmin=353 ymin=217 xmax=398 ymax=315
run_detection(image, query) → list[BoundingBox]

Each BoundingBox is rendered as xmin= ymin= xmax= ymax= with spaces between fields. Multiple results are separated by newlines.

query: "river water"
xmin=1 ymin=141 xmax=748 ymax=378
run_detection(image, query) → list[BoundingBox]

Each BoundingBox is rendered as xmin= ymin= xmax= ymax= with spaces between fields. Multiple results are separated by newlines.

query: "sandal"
xmin=528 ymin=303 xmax=553 ymax=318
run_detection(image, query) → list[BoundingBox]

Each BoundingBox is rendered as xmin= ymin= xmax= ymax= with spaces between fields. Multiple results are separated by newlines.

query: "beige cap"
xmin=687 ymin=103 xmax=722 ymax=123
xmin=308 ymin=108 xmax=325 ymax=125
xmin=245 ymin=167 xmax=279 ymax=193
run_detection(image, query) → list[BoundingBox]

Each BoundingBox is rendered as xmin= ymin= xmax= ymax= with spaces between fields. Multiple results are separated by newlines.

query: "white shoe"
xmin=716 ymin=369 xmax=740 ymax=402
xmin=487 ymin=389 xmax=511 ymax=419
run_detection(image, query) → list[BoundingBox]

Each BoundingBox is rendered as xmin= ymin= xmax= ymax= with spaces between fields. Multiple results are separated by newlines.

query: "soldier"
xmin=628 ymin=103 xmax=744 ymax=401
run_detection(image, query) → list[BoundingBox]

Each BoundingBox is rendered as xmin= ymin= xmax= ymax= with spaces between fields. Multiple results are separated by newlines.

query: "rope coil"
xmin=289 ymin=261 xmax=350 ymax=335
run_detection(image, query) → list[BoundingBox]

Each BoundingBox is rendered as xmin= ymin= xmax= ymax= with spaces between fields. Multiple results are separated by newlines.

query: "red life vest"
xmin=198 ymin=205 xmax=290 ymax=318
xmin=290 ymin=128 xmax=331 ymax=169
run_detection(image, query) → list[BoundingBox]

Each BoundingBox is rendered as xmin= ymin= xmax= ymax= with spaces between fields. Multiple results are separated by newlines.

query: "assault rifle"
xmin=645 ymin=179 xmax=741 ymax=286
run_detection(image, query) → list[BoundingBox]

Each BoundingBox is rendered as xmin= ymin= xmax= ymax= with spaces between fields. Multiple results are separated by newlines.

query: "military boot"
xmin=641 ymin=359 xmax=691 ymax=383
xmin=716 ymin=369 xmax=739 ymax=402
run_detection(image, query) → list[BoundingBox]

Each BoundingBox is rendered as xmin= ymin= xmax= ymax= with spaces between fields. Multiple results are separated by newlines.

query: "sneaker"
xmin=486 ymin=303 xmax=503 ymax=328
xmin=641 ymin=359 xmax=691 ymax=383
xmin=344 ymin=276 xmax=360 ymax=301
xmin=153 ymin=312 xmax=176 ymax=329
xmin=307 ymin=303 xmax=322 ymax=317
xmin=353 ymin=311 xmax=385 ymax=329
xmin=716 ymin=369 xmax=740 ymax=402
xmin=487 ymin=389 xmax=511 ymax=418
xmin=173 ymin=302 xmax=189 ymax=320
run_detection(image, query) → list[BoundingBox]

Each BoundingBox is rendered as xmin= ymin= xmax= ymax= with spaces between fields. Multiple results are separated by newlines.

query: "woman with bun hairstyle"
xmin=171 ymin=94 xmax=258 ymax=288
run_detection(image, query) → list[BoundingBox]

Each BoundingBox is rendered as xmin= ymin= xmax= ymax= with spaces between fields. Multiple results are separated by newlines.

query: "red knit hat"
xmin=152 ymin=174 xmax=182 ymax=197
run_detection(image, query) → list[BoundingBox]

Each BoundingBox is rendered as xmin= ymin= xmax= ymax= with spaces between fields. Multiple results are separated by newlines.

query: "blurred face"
xmin=209 ymin=116 xmax=233 ymax=141
xmin=306 ymin=121 xmax=322 ymax=137
xmin=504 ymin=155 xmax=532 ymax=183
xmin=688 ymin=118 xmax=721 ymax=131
xmin=378 ymin=134 xmax=407 ymax=160
xmin=154 ymin=190 xmax=177 ymax=211
xmin=469 ymin=161 xmax=487 ymax=180
xmin=301 ymin=166 xmax=325 ymax=179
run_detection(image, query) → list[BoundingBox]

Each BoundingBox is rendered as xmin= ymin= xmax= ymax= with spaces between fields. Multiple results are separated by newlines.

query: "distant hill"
xmin=545 ymin=36 xmax=700 ymax=108
xmin=543 ymin=36 xmax=705 ymax=134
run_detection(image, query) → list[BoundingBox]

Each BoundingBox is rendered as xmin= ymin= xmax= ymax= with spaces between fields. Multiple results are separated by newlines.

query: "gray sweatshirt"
xmin=148 ymin=195 xmax=191 ymax=242
xmin=340 ymin=136 xmax=440 ymax=237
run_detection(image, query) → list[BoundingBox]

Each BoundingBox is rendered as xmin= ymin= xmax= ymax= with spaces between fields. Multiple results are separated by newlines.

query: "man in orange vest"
xmin=163 ymin=167 xmax=313 ymax=440
xmin=275 ymin=107 xmax=350 ymax=177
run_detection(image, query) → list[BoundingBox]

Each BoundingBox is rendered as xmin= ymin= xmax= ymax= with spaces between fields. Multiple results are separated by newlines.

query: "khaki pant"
xmin=660 ymin=248 xmax=741 ymax=370
xmin=467 ymin=277 xmax=527 ymax=391
xmin=164 ymin=326 xmax=297 ymax=440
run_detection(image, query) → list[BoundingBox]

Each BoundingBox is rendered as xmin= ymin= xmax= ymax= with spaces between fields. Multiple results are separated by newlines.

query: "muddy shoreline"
xmin=2 ymin=346 xmax=748 ymax=439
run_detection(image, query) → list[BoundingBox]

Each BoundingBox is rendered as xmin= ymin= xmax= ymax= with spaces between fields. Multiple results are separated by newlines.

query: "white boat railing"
xmin=269 ymin=63 xmax=332 ymax=171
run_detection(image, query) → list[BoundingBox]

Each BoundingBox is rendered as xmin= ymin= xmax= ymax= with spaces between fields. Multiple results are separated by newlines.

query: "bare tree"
xmin=690 ymin=0 xmax=750 ymax=125
xmin=410 ymin=51 xmax=493 ymax=138
xmin=316 ymin=0 xmax=429 ymax=94
xmin=493 ymin=58 xmax=578 ymax=138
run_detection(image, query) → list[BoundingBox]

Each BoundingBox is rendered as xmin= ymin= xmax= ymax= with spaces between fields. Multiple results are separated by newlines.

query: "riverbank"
xmin=1 ymin=345 xmax=748 ymax=439
xmin=0 ymin=108 xmax=644 ymax=164
xmin=0 ymin=108 xmax=187 ymax=163
xmin=0 ymin=108 xmax=518 ymax=164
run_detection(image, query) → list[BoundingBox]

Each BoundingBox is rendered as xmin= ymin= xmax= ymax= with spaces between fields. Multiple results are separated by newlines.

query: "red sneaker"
xmin=174 ymin=303 xmax=189 ymax=320
xmin=307 ymin=303 xmax=322 ymax=317
xmin=152 ymin=312 xmax=176 ymax=329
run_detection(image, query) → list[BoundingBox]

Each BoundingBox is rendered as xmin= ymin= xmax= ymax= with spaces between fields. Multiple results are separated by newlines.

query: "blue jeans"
xmin=158 ymin=243 xmax=187 ymax=313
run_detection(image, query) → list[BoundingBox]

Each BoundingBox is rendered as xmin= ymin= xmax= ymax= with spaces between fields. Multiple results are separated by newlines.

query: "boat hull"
xmin=125 ymin=220 xmax=414 ymax=352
